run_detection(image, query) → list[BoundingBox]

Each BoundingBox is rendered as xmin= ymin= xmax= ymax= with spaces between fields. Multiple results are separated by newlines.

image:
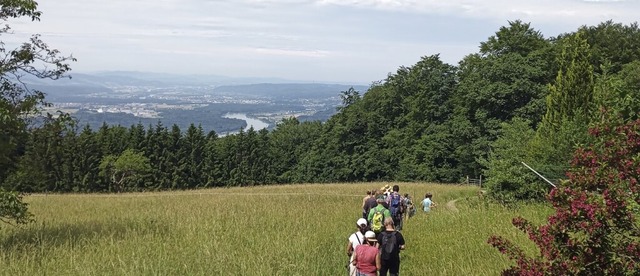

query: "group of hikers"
xmin=346 ymin=184 xmax=436 ymax=276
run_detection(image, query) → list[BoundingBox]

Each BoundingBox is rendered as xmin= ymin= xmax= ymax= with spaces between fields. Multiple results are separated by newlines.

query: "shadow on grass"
xmin=0 ymin=218 xmax=169 ymax=255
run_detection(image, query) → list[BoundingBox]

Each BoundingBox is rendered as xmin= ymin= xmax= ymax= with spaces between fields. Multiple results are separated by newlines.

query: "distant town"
xmin=34 ymin=71 xmax=367 ymax=133
xmin=47 ymin=90 xmax=337 ymax=122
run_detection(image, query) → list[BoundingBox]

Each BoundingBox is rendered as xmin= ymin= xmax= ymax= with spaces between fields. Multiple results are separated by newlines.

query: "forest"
xmin=2 ymin=19 xmax=640 ymax=201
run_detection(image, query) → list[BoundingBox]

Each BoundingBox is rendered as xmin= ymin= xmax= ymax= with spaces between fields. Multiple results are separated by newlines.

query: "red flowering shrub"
xmin=488 ymin=118 xmax=640 ymax=275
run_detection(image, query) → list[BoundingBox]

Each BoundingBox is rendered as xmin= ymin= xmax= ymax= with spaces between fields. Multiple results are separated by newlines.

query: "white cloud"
xmin=253 ymin=48 xmax=330 ymax=57
xmin=4 ymin=0 xmax=639 ymax=83
xmin=315 ymin=0 xmax=639 ymax=24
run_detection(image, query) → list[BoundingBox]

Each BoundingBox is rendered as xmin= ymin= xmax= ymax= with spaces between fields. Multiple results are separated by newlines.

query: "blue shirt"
xmin=422 ymin=198 xmax=432 ymax=212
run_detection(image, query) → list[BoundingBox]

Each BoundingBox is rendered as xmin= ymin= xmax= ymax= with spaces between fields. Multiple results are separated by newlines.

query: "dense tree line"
xmin=3 ymin=20 xmax=640 ymax=196
xmin=1 ymin=119 xmax=323 ymax=192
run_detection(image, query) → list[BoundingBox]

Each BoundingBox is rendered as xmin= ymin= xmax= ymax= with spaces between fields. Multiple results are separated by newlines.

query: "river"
xmin=222 ymin=113 xmax=270 ymax=131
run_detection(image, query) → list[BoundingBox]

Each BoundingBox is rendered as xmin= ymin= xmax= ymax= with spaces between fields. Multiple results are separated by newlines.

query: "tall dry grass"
xmin=0 ymin=183 xmax=552 ymax=275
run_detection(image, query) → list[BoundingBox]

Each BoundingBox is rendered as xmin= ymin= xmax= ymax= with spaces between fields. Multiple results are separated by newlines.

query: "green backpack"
xmin=371 ymin=208 xmax=384 ymax=232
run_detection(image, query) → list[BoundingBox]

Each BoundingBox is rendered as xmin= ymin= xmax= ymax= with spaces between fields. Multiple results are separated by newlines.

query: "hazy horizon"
xmin=7 ymin=0 xmax=640 ymax=84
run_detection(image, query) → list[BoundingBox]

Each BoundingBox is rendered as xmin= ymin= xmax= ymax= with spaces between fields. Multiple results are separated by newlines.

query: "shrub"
xmin=482 ymin=118 xmax=549 ymax=203
xmin=488 ymin=118 xmax=640 ymax=274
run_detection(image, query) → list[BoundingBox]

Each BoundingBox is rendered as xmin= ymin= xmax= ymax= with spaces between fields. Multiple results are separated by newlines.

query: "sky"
xmin=7 ymin=0 xmax=640 ymax=84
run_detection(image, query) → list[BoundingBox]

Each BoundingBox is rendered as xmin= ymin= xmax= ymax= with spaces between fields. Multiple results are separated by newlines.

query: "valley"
xmin=32 ymin=71 xmax=368 ymax=133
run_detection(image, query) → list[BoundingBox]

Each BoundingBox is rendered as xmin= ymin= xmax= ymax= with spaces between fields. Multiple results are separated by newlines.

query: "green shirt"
xmin=367 ymin=204 xmax=391 ymax=223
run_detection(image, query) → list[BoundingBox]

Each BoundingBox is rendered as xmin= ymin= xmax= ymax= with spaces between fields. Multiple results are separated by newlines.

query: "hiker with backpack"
xmin=378 ymin=189 xmax=390 ymax=209
xmin=361 ymin=190 xmax=374 ymax=219
xmin=367 ymin=195 xmax=391 ymax=234
xmin=363 ymin=189 xmax=378 ymax=219
xmin=403 ymin=193 xmax=416 ymax=220
xmin=376 ymin=217 xmax=406 ymax=276
xmin=386 ymin=185 xmax=405 ymax=231
xmin=352 ymin=231 xmax=381 ymax=276
xmin=346 ymin=218 xmax=369 ymax=276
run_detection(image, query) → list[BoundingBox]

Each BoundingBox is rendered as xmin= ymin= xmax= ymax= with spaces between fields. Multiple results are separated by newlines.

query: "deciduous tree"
xmin=0 ymin=0 xmax=74 ymax=227
xmin=99 ymin=149 xmax=151 ymax=192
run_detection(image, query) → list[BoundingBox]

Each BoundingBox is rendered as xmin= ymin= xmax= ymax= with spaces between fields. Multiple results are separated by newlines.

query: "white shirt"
xmin=348 ymin=231 xmax=365 ymax=276
xmin=348 ymin=231 xmax=365 ymax=261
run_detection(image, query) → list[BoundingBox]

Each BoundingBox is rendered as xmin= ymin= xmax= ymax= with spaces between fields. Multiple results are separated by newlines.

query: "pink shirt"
xmin=355 ymin=244 xmax=378 ymax=275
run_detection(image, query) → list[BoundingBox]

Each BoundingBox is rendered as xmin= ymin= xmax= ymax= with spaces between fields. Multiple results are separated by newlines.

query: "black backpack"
xmin=380 ymin=231 xmax=399 ymax=260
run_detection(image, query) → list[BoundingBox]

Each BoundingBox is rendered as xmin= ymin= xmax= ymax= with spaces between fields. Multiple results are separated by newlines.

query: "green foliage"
xmin=461 ymin=20 xmax=553 ymax=125
xmin=338 ymin=87 xmax=361 ymax=111
xmin=181 ymin=124 xmax=207 ymax=188
xmin=269 ymin=118 xmax=323 ymax=183
xmin=454 ymin=21 xmax=554 ymax=180
xmin=99 ymin=149 xmax=151 ymax=192
xmin=487 ymin=31 xmax=601 ymax=203
xmin=3 ymin=113 xmax=77 ymax=192
xmin=5 ymin=19 xmax=640 ymax=200
xmin=480 ymin=20 xmax=549 ymax=57
xmin=467 ymin=22 xmax=640 ymax=203
xmin=579 ymin=20 xmax=640 ymax=74
xmin=594 ymin=61 xmax=640 ymax=122
xmin=0 ymin=188 xmax=32 ymax=226
xmin=482 ymin=118 xmax=549 ymax=203
xmin=530 ymin=116 xmax=589 ymax=181
xmin=539 ymin=31 xmax=594 ymax=136
xmin=0 ymin=3 xmax=74 ymax=183
xmin=293 ymin=55 xmax=462 ymax=183
xmin=73 ymin=125 xmax=102 ymax=191
xmin=0 ymin=0 xmax=74 ymax=226
xmin=490 ymin=116 xmax=640 ymax=275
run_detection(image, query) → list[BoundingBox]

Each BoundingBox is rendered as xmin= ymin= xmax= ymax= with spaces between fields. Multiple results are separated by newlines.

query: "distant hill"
xmin=20 ymin=71 xmax=368 ymax=100
xmin=212 ymin=83 xmax=369 ymax=99
xmin=82 ymin=71 xmax=299 ymax=86
xmin=20 ymin=71 xmax=283 ymax=88
xmin=18 ymin=71 xmax=366 ymax=132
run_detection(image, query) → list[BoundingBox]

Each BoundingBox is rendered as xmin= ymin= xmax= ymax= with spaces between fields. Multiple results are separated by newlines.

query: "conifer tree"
xmin=74 ymin=125 xmax=102 ymax=191
xmin=533 ymin=31 xmax=595 ymax=180
xmin=539 ymin=31 xmax=594 ymax=136
xmin=183 ymin=124 xmax=206 ymax=188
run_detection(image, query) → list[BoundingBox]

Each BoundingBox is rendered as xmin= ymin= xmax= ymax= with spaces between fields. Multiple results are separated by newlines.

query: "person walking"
xmin=403 ymin=193 xmax=416 ymax=219
xmin=386 ymin=185 xmax=404 ymax=231
xmin=361 ymin=190 xmax=373 ymax=219
xmin=374 ymin=189 xmax=389 ymax=209
xmin=376 ymin=217 xmax=406 ymax=276
xmin=367 ymin=195 xmax=391 ymax=234
xmin=346 ymin=218 xmax=369 ymax=276
xmin=363 ymin=190 xmax=377 ymax=220
xmin=352 ymin=231 xmax=380 ymax=276
xmin=421 ymin=192 xmax=436 ymax=213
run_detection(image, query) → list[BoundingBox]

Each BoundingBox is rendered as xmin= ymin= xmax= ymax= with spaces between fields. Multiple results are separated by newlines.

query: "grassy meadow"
xmin=0 ymin=183 xmax=553 ymax=275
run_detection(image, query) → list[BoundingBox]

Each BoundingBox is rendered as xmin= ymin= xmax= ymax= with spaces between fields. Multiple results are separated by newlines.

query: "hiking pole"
xmin=521 ymin=161 xmax=557 ymax=188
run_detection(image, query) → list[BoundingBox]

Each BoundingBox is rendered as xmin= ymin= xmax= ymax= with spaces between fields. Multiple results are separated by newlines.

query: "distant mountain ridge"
xmin=213 ymin=83 xmax=369 ymax=99
xmin=21 ymin=71 xmax=368 ymax=100
xmin=23 ymin=71 xmax=367 ymax=87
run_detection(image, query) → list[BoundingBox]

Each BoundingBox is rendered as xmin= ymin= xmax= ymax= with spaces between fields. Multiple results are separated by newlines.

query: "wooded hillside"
xmin=3 ymin=20 xmax=640 ymax=195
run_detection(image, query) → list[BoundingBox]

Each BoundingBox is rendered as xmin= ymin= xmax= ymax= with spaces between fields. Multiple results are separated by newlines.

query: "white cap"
xmin=356 ymin=218 xmax=367 ymax=227
xmin=364 ymin=231 xmax=377 ymax=242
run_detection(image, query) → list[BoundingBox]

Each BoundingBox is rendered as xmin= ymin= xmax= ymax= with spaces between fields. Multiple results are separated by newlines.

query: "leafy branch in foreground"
xmin=1 ymin=0 xmax=75 ymax=227
xmin=0 ymin=188 xmax=32 ymax=225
